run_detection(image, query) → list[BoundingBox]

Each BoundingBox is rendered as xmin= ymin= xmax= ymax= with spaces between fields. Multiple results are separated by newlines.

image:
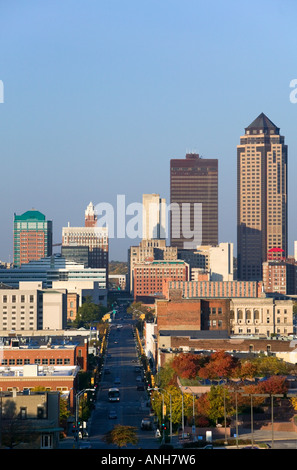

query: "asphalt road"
xmin=86 ymin=315 xmax=160 ymax=449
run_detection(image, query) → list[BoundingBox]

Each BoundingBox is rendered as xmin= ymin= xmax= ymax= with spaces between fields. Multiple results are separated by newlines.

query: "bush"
xmin=196 ymin=416 xmax=210 ymax=427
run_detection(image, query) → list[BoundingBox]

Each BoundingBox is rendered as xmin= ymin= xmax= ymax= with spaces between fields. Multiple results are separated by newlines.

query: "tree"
xmin=172 ymin=353 xmax=206 ymax=380
xmin=74 ymin=296 xmax=106 ymax=328
xmin=206 ymin=385 xmax=235 ymax=425
xmin=257 ymin=375 xmax=288 ymax=395
xmin=104 ymin=425 xmax=138 ymax=448
xmin=198 ymin=350 xmax=239 ymax=380
xmin=150 ymin=386 xmax=193 ymax=428
xmin=252 ymin=355 xmax=291 ymax=377
xmin=238 ymin=360 xmax=258 ymax=379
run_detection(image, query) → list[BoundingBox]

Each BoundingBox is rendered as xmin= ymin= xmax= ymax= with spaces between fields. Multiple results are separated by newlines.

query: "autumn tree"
xmin=172 ymin=353 xmax=206 ymax=380
xmin=104 ymin=425 xmax=138 ymax=448
xmin=238 ymin=360 xmax=258 ymax=379
xmin=257 ymin=375 xmax=288 ymax=395
xmin=198 ymin=350 xmax=239 ymax=380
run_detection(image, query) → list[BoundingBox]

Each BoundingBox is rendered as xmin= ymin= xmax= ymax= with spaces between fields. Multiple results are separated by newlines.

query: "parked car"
xmin=114 ymin=377 xmax=121 ymax=384
xmin=137 ymin=384 xmax=145 ymax=391
xmin=141 ymin=418 xmax=152 ymax=430
xmin=79 ymin=440 xmax=92 ymax=449
xmin=109 ymin=409 xmax=118 ymax=419
xmin=136 ymin=375 xmax=142 ymax=382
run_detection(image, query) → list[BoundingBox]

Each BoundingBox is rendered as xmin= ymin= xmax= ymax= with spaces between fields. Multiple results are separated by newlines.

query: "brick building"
xmin=0 ymin=335 xmax=89 ymax=371
xmin=1 ymin=390 xmax=62 ymax=449
xmin=133 ymin=260 xmax=189 ymax=300
xmin=262 ymin=257 xmax=296 ymax=296
xmin=155 ymin=289 xmax=230 ymax=333
xmin=0 ymin=364 xmax=79 ymax=410
xmin=157 ymin=333 xmax=297 ymax=368
xmin=162 ymin=279 xmax=263 ymax=299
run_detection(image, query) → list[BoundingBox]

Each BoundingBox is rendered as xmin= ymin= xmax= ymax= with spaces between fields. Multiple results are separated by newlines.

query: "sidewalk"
xmin=234 ymin=429 xmax=297 ymax=442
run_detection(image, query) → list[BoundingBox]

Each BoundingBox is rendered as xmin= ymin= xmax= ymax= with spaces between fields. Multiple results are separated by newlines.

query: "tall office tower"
xmin=85 ymin=201 xmax=97 ymax=227
xmin=13 ymin=209 xmax=53 ymax=267
xmin=142 ymin=194 xmax=166 ymax=240
xmin=170 ymin=153 xmax=218 ymax=249
xmin=62 ymin=203 xmax=108 ymax=271
xmin=237 ymin=113 xmax=288 ymax=281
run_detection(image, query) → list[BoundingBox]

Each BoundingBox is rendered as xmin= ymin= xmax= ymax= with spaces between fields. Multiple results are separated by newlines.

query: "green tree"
xmin=74 ymin=296 xmax=106 ymax=328
xmin=253 ymin=355 xmax=291 ymax=376
xmin=207 ymin=385 xmax=235 ymax=425
xmin=151 ymin=386 xmax=193 ymax=428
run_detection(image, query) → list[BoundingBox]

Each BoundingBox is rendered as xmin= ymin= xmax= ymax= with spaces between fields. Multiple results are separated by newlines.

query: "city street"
xmin=61 ymin=311 xmax=161 ymax=450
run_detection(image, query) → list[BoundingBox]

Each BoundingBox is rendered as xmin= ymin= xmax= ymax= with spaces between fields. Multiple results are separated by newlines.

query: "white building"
xmin=142 ymin=194 xmax=166 ymax=240
xmin=0 ymin=281 xmax=67 ymax=332
xmin=52 ymin=280 xmax=107 ymax=307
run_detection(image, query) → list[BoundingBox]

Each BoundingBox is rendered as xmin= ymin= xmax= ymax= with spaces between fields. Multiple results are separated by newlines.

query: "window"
xmin=37 ymin=406 xmax=45 ymax=419
xmin=20 ymin=407 xmax=27 ymax=419
xmin=41 ymin=434 xmax=52 ymax=449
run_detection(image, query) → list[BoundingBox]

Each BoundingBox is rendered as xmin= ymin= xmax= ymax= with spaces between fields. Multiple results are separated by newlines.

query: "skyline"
xmin=1 ymin=1 xmax=297 ymax=262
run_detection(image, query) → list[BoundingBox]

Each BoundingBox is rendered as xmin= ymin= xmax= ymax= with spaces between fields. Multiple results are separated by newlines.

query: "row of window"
xmin=1 ymin=358 xmax=72 ymax=365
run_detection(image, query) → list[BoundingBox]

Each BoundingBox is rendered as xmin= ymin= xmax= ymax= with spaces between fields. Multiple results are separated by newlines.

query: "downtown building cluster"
xmin=0 ymin=112 xmax=297 ymax=447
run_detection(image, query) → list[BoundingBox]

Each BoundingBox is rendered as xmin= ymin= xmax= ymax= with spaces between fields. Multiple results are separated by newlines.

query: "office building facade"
xmin=13 ymin=210 xmax=53 ymax=267
xmin=237 ymin=113 xmax=288 ymax=280
xmin=170 ymin=153 xmax=218 ymax=249
xmin=142 ymin=193 xmax=166 ymax=240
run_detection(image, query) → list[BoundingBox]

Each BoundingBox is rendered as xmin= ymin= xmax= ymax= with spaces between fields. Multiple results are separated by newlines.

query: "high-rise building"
xmin=127 ymin=239 xmax=177 ymax=294
xmin=237 ymin=113 xmax=288 ymax=281
xmin=62 ymin=203 xmax=108 ymax=272
xmin=13 ymin=209 xmax=53 ymax=267
xmin=170 ymin=153 xmax=218 ymax=249
xmin=85 ymin=201 xmax=97 ymax=227
xmin=142 ymin=194 xmax=166 ymax=240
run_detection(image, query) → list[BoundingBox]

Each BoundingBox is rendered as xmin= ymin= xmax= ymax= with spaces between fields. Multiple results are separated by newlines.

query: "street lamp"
xmin=185 ymin=387 xmax=196 ymax=441
xmin=242 ymin=392 xmax=283 ymax=448
xmin=148 ymin=387 xmax=172 ymax=444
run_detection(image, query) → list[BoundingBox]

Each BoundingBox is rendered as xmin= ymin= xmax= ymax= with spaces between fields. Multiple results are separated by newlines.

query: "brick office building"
xmin=133 ymin=260 xmax=189 ymax=300
xmin=155 ymin=289 xmax=230 ymax=333
xmin=0 ymin=364 xmax=79 ymax=410
xmin=0 ymin=335 xmax=89 ymax=371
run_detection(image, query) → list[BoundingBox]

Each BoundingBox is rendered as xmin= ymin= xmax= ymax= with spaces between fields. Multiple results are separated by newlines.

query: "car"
xmin=108 ymin=409 xmax=118 ymax=419
xmin=134 ymin=366 xmax=141 ymax=373
xmin=141 ymin=418 xmax=152 ymax=430
xmin=114 ymin=377 xmax=121 ymax=384
xmin=137 ymin=384 xmax=145 ymax=391
xmin=79 ymin=440 xmax=92 ymax=449
xmin=136 ymin=375 xmax=142 ymax=382
xmin=105 ymin=367 xmax=111 ymax=374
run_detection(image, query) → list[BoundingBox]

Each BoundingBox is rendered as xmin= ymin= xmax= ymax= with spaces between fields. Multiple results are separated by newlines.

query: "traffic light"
xmin=161 ymin=423 xmax=167 ymax=431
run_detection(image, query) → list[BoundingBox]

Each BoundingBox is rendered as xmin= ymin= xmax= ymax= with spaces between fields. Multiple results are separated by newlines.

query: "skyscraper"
xmin=13 ymin=209 xmax=53 ymax=267
xmin=237 ymin=113 xmax=288 ymax=281
xmin=142 ymin=194 xmax=166 ymax=240
xmin=170 ymin=153 xmax=218 ymax=249
xmin=62 ymin=202 xmax=108 ymax=272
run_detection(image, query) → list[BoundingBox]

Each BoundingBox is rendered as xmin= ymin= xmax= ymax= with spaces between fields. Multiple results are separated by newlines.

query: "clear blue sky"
xmin=0 ymin=0 xmax=297 ymax=262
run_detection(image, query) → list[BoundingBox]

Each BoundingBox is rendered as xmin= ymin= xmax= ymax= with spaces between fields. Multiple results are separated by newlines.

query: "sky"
xmin=0 ymin=0 xmax=297 ymax=262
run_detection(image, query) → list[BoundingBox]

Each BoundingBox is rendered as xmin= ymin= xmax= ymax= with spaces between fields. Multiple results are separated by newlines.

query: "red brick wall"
xmin=1 ymin=341 xmax=88 ymax=372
